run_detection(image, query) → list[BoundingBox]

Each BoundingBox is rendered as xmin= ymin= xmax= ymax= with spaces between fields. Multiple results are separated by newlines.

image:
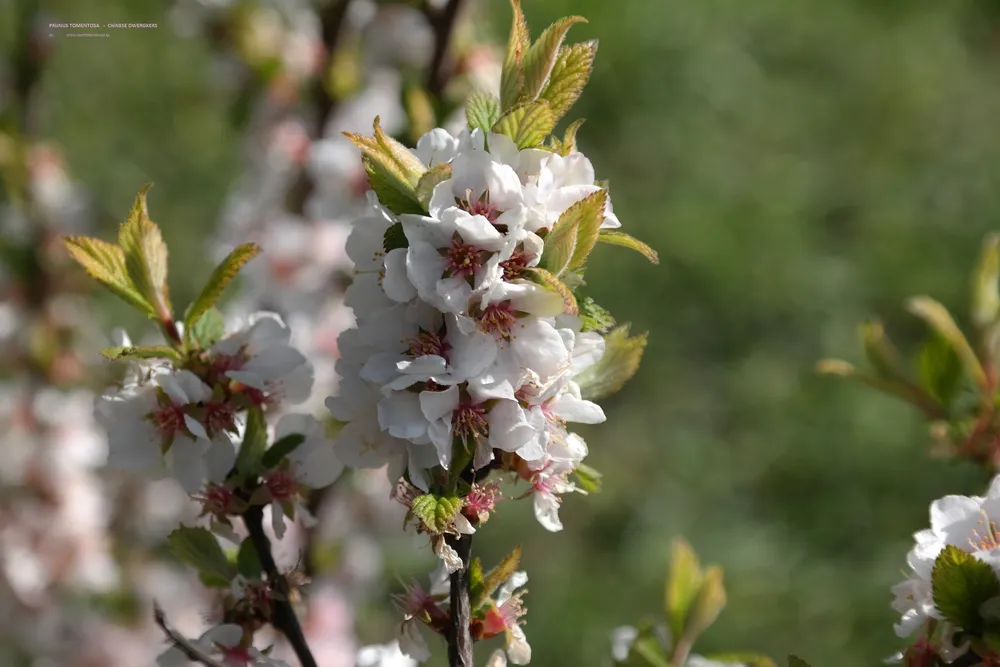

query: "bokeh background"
xmin=6 ymin=0 xmax=1000 ymax=665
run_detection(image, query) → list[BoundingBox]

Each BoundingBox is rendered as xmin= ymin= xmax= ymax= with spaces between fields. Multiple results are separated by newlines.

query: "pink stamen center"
xmin=205 ymin=401 xmax=237 ymax=435
xmin=265 ymin=468 xmax=298 ymax=501
xmin=453 ymin=401 xmax=488 ymax=443
xmin=464 ymin=481 xmax=502 ymax=518
xmin=407 ymin=331 xmax=451 ymax=359
xmin=150 ymin=404 xmax=186 ymax=437
xmin=499 ymin=250 xmax=530 ymax=280
xmin=196 ymin=483 xmax=236 ymax=516
xmin=478 ymin=302 xmax=517 ymax=340
xmin=220 ymin=646 xmax=252 ymax=667
xmin=456 ymin=189 xmax=500 ymax=224
xmin=444 ymin=235 xmax=483 ymax=279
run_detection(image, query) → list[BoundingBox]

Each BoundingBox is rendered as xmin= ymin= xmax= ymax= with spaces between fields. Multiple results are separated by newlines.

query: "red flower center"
xmin=453 ymin=401 xmax=488 ymax=444
xmin=265 ymin=468 xmax=298 ymax=501
xmin=478 ymin=302 xmax=517 ymax=340
xmin=456 ymin=189 xmax=500 ymax=224
xmin=444 ymin=234 xmax=483 ymax=279
xmin=499 ymin=249 xmax=530 ymax=280
xmin=150 ymin=404 xmax=186 ymax=437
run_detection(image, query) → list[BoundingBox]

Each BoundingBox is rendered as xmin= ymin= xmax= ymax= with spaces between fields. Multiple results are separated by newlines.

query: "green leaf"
xmin=188 ymin=307 xmax=226 ymax=351
xmin=814 ymin=359 xmax=948 ymax=420
xmin=572 ymin=463 xmax=602 ymax=493
xmin=100 ymin=345 xmax=181 ymax=363
xmin=704 ymin=655 xmax=776 ymax=667
xmin=932 ymin=544 xmax=1000 ymax=632
xmin=480 ymin=545 xmax=523 ymax=606
xmin=469 ymin=557 xmax=488 ymax=611
xmin=524 ymin=267 xmax=578 ymax=315
xmin=597 ymin=230 xmax=659 ymax=264
xmin=521 ymin=16 xmax=587 ymax=102
xmin=500 ymin=0 xmax=530 ymax=110
xmin=540 ymin=41 xmax=598 ymax=121
xmin=199 ymin=572 xmax=232 ymax=589
xmin=167 ymin=526 xmax=236 ymax=584
xmin=579 ymin=296 xmax=616 ymax=334
xmin=492 ymin=100 xmax=557 ymax=150
xmin=466 ymin=91 xmax=502 ymax=135
xmin=973 ymin=233 xmax=1000 ymax=328
xmin=683 ymin=566 xmax=726 ymax=644
xmin=664 ymin=538 xmax=703 ymax=645
xmin=859 ymin=320 xmax=907 ymax=380
xmin=907 ymin=296 xmax=987 ymax=389
xmin=416 ymin=163 xmax=453 ymax=212
xmin=576 ymin=324 xmax=648 ymax=401
xmin=344 ymin=122 xmax=425 ymax=215
xmin=184 ymin=243 xmax=261 ymax=333
xmin=620 ymin=623 xmax=670 ymax=667
xmin=539 ymin=189 xmax=606 ymax=276
xmin=917 ymin=332 xmax=964 ymax=408
xmin=410 ymin=493 xmax=463 ymax=534
xmin=117 ymin=184 xmax=172 ymax=321
xmin=235 ymin=407 xmax=268 ymax=480
xmin=63 ymin=235 xmax=154 ymax=316
xmin=261 ymin=433 xmax=306 ymax=469
xmin=787 ymin=657 xmax=812 ymax=667
xmin=372 ymin=116 xmax=426 ymax=184
xmin=550 ymin=118 xmax=586 ymax=156
xmin=236 ymin=537 xmax=262 ymax=579
xmin=383 ymin=222 xmax=409 ymax=253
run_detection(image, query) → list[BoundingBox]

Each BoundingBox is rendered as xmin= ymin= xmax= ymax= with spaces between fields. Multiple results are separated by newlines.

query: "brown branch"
xmin=153 ymin=603 xmax=227 ymax=667
xmin=243 ymin=504 xmax=319 ymax=667
xmin=446 ymin=532 xmax=474 ymax=667
xmin=425 ymin=0 xmax=466 ymax=98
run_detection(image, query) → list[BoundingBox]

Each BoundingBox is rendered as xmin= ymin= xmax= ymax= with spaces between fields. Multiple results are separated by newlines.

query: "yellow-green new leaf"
xmin=467 ymin=91 xmax=502 ymax=136
xmin=540 ymin=190 xmax=607 ymax=276
xmin=167 ymin=526 xmax=236 ymax=584
xmin=664 ymin=538 xmax=703 ymax=644
xmin=973 ymin=233 xmax=1000 ymax=328
xmin=373 ymin=116 xmax=425 ymax=184
xmin=577 ymin=324 xmax=647 ymax=400
xmin=500 ymin=0 xmax=530 ymax=110
xmin=185 ymin=243 xmax=261 ymax=334
xmin=416 ymin=163 xmax=453 ymax=211
xmin=521 ymin=16 xmax=587 ymax=102
xmin=859 ymin=320 xmax=907 ymax=381
xmin=550 ymin=118 xmax=586 ymax=156
xmin=100 ymin=345 xmax=181 ymax=363
xmin=411 ymin=494 xmax=463 ymax=535
xmin=118 ymin=185 xmax=172 ymax=321
xmin=815 ymin=359 xmax=948 ymax=419
xmin=184 ymin=243 xmax=260 ymax=329
xmin=597 ymin=230 xmax=659 ymax=264
xmin=361 ymin=153 xmax=424 ymax=215
xmin=907 ymin=296 xmax=987 ymax=389
xmin=682 ymin=566 xmax=726 ymax=644
xmin=524 ymin=267 xmax=578 ymax=315
xmin=478 ymin=545 xmax=523 ymax=610
xmin=541 ymin=41 xmax=598 ymax=121
xmin=492 ymin=100 xmax=556 ymax=150
xmin=63 ymin=235 xmax=153 ymax=316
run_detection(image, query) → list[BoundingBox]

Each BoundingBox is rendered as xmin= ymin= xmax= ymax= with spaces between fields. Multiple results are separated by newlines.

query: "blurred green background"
xmin=14 ymin=0 xmax=1000 ymax=664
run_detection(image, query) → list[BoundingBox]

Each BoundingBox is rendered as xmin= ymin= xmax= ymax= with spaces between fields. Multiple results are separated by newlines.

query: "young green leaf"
xmin=932 ymin=544 xmax=1000 ymax=633
xmin=187 ymin=307 xmax=226 ymax=351
xmin=619 ymin=623 xmax=671 ymax=667
xmin=572 ymin=463 xmax=603 ymax=493
xmin=261 ymin=433 xmax=306 ymax=469
xmin=184 ymin=242 xmax=261 ymax=333
xmin=479 ymin=545 xmax=523 ymax=608
xmin=100 ymin=345 xmax=182 ymax=363
xmin=917 ymin=332 xmax=964 ymax=408
xmin=360 ymin=154 xmax=425 ymax=215
xmin=521 ymin=16 xmax=587 ymax=102
xmin=492 ymin=100 xmax=556 ymax=150
xmin=859 ymin=320 xmax=907 ymax=380
xmin=576 ymin=324 xmax=648 ymax=401
xmin=597 ymin=230 xmax=660 ymax=265
xmin=236 ymin=537 xmax=262 ymax=579
xmin=167 ymin=526 xmax=236 ymax=584
xmin=539 ymin=190 xmax=606 ymax=276
xmin=550 ymin=118 xmax=586 ymax=156
xmin=907 ymin=296 xmax=986 ymax=389
xmin=63 ymin=235 xmax=154 ymax=316
xmin=664 ymin=538 xmax=703 ymax=645
xmin=973 ymin=233 xmax=1000 ymax=328
xmin=469 ymin=557 xmax=487 ymax=610
xmin=235 ymin=407 xmax=268 ymax=479
xmin=682 ymin=566 xmax=726 ymax=644
xmin=814 ymin=359 xmax=948 ymax=420
xmin=466 ymin=91 xmax=502 ymax=136
xmin=500 ymin=0 xmax=530 ymax=110
xmin=416 ymin=163 xmax=453 ymax=211
xmin=372 ymin=116 xmax=426 ymax=184
xmin=410 ymin=494 xmax=463 ymax=534
xmin=117 ymin=184 xmax=172 ymax=321
xmin=541 ymin=41 xmax=599 ymax=121
xmin=524 ymin=267 xmax=578 ymax=315
xmin=579 ymin=296 xmax=616 ymax=334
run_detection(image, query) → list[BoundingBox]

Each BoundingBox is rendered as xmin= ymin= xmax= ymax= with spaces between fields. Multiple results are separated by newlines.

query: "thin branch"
xmin=243 ymin=504 xmax=319 ymax=667
xmin=425 ymin=0 xmax=466 ymax=98
xmin=153 ymin=603 xmax=227 ymax=667
xmin=446 ymin=532 xmax=474 ymax=667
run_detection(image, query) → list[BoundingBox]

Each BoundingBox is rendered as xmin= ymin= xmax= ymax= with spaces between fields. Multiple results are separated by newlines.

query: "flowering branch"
xmin=154 ymin=604 xmax=227 ymax=667
xmin=243 ymin=503 xmax=319 ymax=667
xmin=446 ymin=532 xmax=474 ymax=667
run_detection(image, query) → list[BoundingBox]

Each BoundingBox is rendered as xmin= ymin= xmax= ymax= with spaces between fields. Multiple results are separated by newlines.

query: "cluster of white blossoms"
xmin=327 ymin=125 xmax=615 ymax=535
xmin=889 ymin=475 xmax=1000 ymax=663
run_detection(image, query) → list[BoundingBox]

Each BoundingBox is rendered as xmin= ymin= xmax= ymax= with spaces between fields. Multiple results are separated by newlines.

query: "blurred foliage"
xmin=12 ymin=0 xmax=1000 ymax=665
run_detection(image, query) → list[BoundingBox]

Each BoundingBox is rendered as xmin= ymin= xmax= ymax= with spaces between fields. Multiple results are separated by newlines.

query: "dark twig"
xmin=153 ymin=603 xmax=227 ymax=667
xmin=425 ymin=0 xmax=466 ymax=98
xmin=446 ymin=532 xmax=474 ymax=667
xmin=243 ymin=504 xmax=319 ymax=667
